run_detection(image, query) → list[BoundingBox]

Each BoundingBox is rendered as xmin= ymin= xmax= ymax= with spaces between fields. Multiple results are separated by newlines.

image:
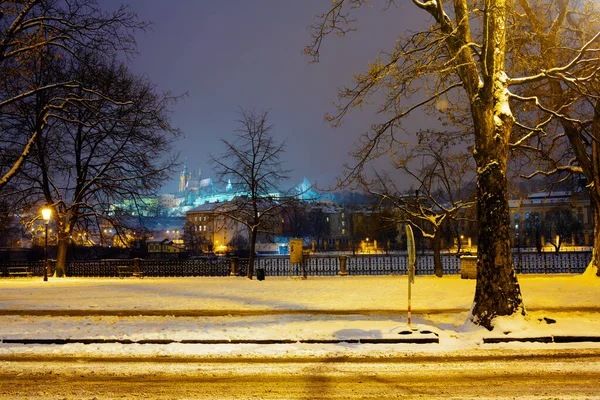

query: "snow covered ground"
xmin=1 ymin=272 xmax=599 ymax=359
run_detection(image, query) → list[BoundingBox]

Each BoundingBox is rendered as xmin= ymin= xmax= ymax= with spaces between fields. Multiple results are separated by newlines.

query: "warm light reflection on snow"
xmin=0 ymin=274 xmax=599 ymax=358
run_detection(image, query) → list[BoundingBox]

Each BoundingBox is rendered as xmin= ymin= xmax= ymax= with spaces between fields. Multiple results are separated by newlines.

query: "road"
xmin=1 ymin=354 xmax=599 ymax=399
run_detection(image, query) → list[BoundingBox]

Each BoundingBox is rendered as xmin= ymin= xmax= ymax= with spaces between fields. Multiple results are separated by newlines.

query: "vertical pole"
xmin=43 ymin=223 xmax=48 ymax=282
xmin=407 ymin=267 xmax=412 ymax=326
xmin=406 ymin=225 xmax=416 ymax=328
xmin=339 ymin=255 xmax=347 ymax=276
xmin=302 ymin=254 xmax=307 ymax=279
xmin=230 ymin=257 xmax=238 ymax=276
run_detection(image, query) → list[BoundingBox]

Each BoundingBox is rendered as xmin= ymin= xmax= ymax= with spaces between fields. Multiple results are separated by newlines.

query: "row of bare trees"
xmin=0 ymin=1 xmax=180 ymax=274
xmin=306 ymin=0 xmax=600 ymax=329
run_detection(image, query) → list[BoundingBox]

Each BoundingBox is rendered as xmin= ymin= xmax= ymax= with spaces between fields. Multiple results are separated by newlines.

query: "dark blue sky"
xmin=101 ymin=1 xmax=432 ymax=193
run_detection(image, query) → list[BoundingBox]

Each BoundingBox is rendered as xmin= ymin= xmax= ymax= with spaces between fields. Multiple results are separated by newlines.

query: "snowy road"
xmin=1 ymin=353 xmax=599 ymax=399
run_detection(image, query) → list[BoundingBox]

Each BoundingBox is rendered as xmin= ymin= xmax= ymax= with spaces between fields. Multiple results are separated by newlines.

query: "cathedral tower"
xmin=179 ymin=161 xmax=189 ymax=193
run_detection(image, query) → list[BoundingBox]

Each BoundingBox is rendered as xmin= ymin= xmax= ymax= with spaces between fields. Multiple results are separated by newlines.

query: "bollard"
xmin=460 ymin=255 xmax=477 ymax=279
xmin=230 ymin=257 xmax=239 ymax=276
xmin=339 ymin=255 xmax=347 ymax=276
xmin=256 ymin=268 xmax=265 ymax=281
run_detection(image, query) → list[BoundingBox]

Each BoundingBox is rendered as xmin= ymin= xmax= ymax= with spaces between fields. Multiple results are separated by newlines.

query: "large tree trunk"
xmin=469 ymin=77 xmax=525 ymax=329
xmin=433 ymin=230 xmax=443 ymax=277
xmin=471 ymin=142 xmax=524 ymax=329
xmin=54 ymin=232 xmax=68 ymax=277
xmin=462 ymin=1 xmax=524 ymax=330
xmin=588 ymin=105 xmax=600 ymax=277
xmin=588 ymin=199 xmax=600 ymax=277
xmin=557 ymin=101 xmax=600 ymax=277
xmin=247 ymin=227 xmax=258 ymax=279
xmin=585 ymin=134 xmax=600 ymax=276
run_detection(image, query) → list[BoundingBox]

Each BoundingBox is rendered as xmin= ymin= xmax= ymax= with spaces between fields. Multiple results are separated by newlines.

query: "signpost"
xmin=406 ymin=224 xmax=416 ymax=328
xmin=290 ymin=239 xmax=303 ymax=264
xmin=289 ymin=239 xmax=306 ymax=278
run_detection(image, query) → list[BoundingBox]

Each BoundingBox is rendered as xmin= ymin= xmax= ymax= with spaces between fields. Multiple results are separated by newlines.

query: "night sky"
xmin=100 ymin=1 xmax=433 ymax=193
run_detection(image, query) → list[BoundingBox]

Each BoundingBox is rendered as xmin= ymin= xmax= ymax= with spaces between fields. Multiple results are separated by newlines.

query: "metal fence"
xmin=0 ymin=251 xmax=593 ymax=277
xmin=65 ymin=258 xmax=230 ymax=277
xmin=67 ymin=259 xmax=133 ymax=277
xmin=0 ymin=260 xmax=46 ymax=277
xmin=140 ymin=258 xmax=230 ymax=277
xmin=513 ymin=251 xmax=591 ymax=274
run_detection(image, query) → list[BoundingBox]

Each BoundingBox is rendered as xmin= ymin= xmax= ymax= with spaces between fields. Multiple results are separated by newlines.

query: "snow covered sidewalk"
xmin=1 ymin=274 xmax=599 ymax=358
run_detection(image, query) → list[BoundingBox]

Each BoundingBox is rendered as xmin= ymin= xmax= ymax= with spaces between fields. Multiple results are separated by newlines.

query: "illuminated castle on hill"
xmin=159 ymin=162 xmax=319 ymax=216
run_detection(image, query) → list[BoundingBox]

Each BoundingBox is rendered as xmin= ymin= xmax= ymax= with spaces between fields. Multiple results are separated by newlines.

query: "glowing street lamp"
xmin=41 ymin=207 xmax=52 ymax=282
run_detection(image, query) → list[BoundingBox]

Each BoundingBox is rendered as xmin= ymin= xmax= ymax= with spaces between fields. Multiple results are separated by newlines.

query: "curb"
xmin=0 ymin=309 xmax=468 ymax=317
xmin=5 ymin=336 xmax=600 ymax=345
xmin=483 ymin=336 xmax=600 ymax=344
xmin=1 ymin=337 xmax=440 ymax=345
xmin=2 ymin=306 xmax=599 ymax=317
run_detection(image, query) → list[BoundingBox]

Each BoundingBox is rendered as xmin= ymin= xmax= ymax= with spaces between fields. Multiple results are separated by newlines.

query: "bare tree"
xmin=366 ymin=130 xmax=476 ymax=276
xmin=541 ymin=206 xmax=581 ymax=252
xmin=307 ymin=1 xmax=600 ymax=326
xmin=17 ymin=53 xmax=179 ymax=275
xmin=210 ymin=109 xmax=291 ymax=279
xmin=504 ymin=1 xmax=600 ymax=275
xmin=306 ymin=0 xmax=532 ymax=328
xmin=0 ymin=0 xmax=146 ymax=191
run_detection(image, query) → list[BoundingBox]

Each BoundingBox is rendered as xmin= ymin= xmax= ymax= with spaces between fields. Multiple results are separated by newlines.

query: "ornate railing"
xmin=140 ymin=258 xmax=230 ymax=277
xmin=346 ymin=254 xmax=462 ymax=275
xmin=247 ymin=256 xmax=340 ymax=277
xmin=0 ymin=260 xmax=46 ymax=277
xmin=66 ymin=259 xmax=133 ymax=277
xmin=513 ymin=251 xmax=591 ymax=274
xmin=0 ymin=251 xmax=592 ymax=277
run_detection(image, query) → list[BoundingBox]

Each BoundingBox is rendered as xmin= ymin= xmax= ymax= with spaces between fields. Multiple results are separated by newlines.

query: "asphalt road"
xmin=1 ymin=353 xmax=600 ymax=399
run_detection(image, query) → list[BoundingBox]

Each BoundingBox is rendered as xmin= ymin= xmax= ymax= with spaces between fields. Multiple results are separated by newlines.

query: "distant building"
xmin=509 ymin=191 xmax=591 ymax=248
xmin=185 ymin=201 xmax=249 ymax=253
xmin=147 ymin=238 xmax=185 ymax=256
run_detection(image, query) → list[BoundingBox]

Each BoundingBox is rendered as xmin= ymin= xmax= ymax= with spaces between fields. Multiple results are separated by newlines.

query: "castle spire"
xmin=179 ymin=160 xmax=189 ymax=192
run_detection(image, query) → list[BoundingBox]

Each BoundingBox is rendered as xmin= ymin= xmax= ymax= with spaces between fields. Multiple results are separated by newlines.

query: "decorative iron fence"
xmin=346 ymin=254 xmax=462 ymax=275
xmin=0 ymin=251 xmax=592 ymax=277
xmin=0 ymin=260 xmax=46 ymax=277
xmin=66 ymin=259 xmax=134 ymax=277
xmin=235 ymin=252 xmax=587 ymax=277
xmin=513 ymin=251 xmax=591 ymax=274
xmin=64 ymin=258 xmax=230 ymax=277
xmin=140 ymin=258 xmax=230 ymax=277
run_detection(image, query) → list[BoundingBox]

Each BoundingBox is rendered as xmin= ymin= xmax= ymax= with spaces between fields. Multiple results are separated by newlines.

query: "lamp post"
xmin=41 ymin=207 xmax=52 ymax=281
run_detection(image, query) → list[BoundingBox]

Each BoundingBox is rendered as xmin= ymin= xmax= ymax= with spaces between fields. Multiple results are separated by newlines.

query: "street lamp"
xmin=41 ymin=207 xmax=52 ymax=281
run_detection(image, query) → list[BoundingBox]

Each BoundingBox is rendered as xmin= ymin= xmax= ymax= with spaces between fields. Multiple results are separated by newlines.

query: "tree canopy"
xmin=0 ymin=0 xmax=146 ymax=190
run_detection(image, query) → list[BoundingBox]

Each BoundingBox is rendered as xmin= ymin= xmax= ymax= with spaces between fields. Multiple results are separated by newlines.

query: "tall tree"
xmin=20 ymin=54 xmax=179 ymax=275
xmin=367 ymin=130 xmax=476 ymax=276
xmin=505 ymin=1 xmax=600 ymax=275
xmin=541 ymin=206 xmax=581 ymax=252
xmin=0 ymin=0 xmax=145 ymax=190
xmin=210 ymin=109 xmax=291 ymax=279
xmin=306 ymin=0 xmax=528 ymax=328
